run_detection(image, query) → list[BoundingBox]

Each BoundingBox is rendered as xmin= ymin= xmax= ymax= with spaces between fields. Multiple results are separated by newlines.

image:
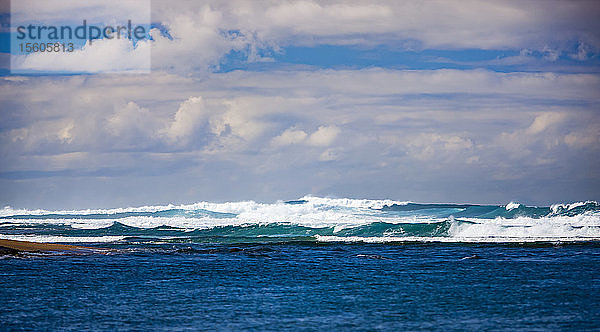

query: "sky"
xmin=1 ymin=0 xmax=600 ymax=209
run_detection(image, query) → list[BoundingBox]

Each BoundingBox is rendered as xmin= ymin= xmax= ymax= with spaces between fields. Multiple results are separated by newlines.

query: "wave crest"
xmin=1 ymin=197 xmax=599 ymax=243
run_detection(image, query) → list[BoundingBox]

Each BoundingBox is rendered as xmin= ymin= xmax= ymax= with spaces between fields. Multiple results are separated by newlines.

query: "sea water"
xmin=1 ymin=196 xmax=599 ymax=330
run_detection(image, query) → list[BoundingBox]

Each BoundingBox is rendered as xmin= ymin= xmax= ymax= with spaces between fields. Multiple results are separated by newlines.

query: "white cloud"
xmin=14 ymin=1 xmax=599 ymax=74
xmin=11 ymin=0 xmax=149 ymax=23
xmin=271 ymin=128 xmax=308 ymax=147
xmin=3 ymin=2 xmax=600 ymax=207
xmin=2 ymin=68 xmax=599 ymax=158
xmin=570 ymin=42 xmax=590 ymax=61
xmin=319 ymin=149 xmax=339 ymax=161
xmin=57 ymin=121 xmax=74 ymax=144
xmin=107 ymin=102 xmax=160 ymax=145
xmin=217 ymin=100 xmax=268 ymax=141
xmin=214 ymin=69 xmax=600 ymax=101
xmin=564 ymin=125 xmax=600 ymax=148
xmin=10 ymin=0 xmax=151 ymax=74
xmin=263 ymin=1 xmax=392 ymax=36
xmin=149 ymin=6 xmax=234 ymax=74
xmin=493 ymin=111 xmax=592 ymax=161
xmin=271 ymin=125 xmax=341 ymax=149
xmin=526 ymin=112 xmax=567 ymax=135
xmin=14 ymin=1 xmax=597 ymax=75
xmin=406 ymin=133 xmax=474 ymax=161
xmin=307 ymin=125 xmax=340 ymax=147
xmin=154 ymin=1 xmax=600 ymax=57
xmin=1 ymin=66 xmax=599 ymax=205
xmin=161 ymin=96 xmax=271 ymax=152
xmin=164 ymin=97 xmax=209 ymax=142
xmin=142 ymin=1 xmax=600 ymax=72
xmin=12 ymin=38 xmax=151 ymax=74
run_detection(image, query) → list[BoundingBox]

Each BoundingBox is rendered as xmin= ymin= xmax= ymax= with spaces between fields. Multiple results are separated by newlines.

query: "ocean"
xmin=1 ymin=196 xmax=599 ymax=330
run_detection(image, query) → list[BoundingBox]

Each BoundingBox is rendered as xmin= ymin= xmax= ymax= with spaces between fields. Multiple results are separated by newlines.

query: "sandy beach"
xmin=0 ymin=239 xmax=94 ymax=253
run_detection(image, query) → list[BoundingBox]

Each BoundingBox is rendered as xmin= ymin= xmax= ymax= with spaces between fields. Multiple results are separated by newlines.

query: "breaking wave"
xmin=1 ymin=196 xmax=599 ymax=244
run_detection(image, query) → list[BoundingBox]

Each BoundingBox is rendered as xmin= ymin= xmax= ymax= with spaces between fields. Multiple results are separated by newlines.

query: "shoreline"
xmin=0 ymin=238 xmax=97 ymax=253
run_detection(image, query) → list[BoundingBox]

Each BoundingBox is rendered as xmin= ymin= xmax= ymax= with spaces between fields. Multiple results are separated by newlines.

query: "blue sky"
xmin=1 ymin=1 xmax=600 ymax=208
xmin=220 ymin=44 xmax=600 ymax=73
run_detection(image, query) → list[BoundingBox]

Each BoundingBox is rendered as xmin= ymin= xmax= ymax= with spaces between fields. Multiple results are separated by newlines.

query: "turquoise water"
xmin=1 ymin=197 xmax=599 ymax=330
xmin=1 ymin=197 xmax=599 ymax=244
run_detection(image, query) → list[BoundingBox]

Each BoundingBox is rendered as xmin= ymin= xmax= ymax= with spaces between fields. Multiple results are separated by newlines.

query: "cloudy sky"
xmin=1 ymin=0 xmax=600 ymax=208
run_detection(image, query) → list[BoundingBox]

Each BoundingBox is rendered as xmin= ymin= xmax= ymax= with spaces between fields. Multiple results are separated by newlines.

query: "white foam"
xmin=0 ymin=204 xmax=178 ymax=217
xmin=0 ymin=218 xmax=114 ymax=229
xmin=0 ymin=196 xmax=410 ymax=217
xmin=0 ymin=197 xmax=427 ymax=231
xmin=315 ymin=235 xmax=600 ymax=243
xmin=299 ymin=195 xmax=410 ymax=209
xmin=505 ymin=202 xmax=521 ymax=210
xmin=550 ymin=201 xmax=598 ymax=214
xmin=0 ymin=235 xmax=126 ymax=243
xmin=314 ymin=213 xmax=600 ymax=243
xmin=449 ymin=215 xmax=600 ymax=240
xmin=2 ymin=214 xmax=440 ymax=231
xmin=2 ymin=197 xmax=600 ymax=243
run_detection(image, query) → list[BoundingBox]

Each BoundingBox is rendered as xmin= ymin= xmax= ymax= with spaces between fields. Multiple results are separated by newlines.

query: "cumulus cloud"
xmin=107 ymin=102 xmax=161 ymax=148
xmin=151 ymin=1 xmax=600 ymax=72
xmin=164 ymin=97 xmax=209 ymax=142
xmin=493 ymin=110 xmax=600 ymax=166
xmin=217 ymin=100 xmax=269 ymax=142
xmin=161 ymin=95 xmax=272 ymax=153
xmin=4 ymin=1 xmax=600 ymax=208
xmin=196 ymin=0 xmax=599 ymax=49
xmin=149 ymin=6 xmax=237 ymax=74
xmin=306 ymin=125 xmax=340 ymax=147
xmin=271 ymin=125 xmax=341 ymax=148
xmin=14 ymin=1 xmax=600 ymax=74
xmin=526 ymin=112 xmax=567 ymax=135
xmin=271 ymin=128 xmax=308 ymax=147
xmin=2 ymin=69 xmax=599 ymax=159
xmin=1 ymin=65 xmax=599 ymax=205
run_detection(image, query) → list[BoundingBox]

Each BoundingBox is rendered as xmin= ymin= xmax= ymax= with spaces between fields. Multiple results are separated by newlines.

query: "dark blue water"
xmin=2 ymin=242 xmax=599 ymax=331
